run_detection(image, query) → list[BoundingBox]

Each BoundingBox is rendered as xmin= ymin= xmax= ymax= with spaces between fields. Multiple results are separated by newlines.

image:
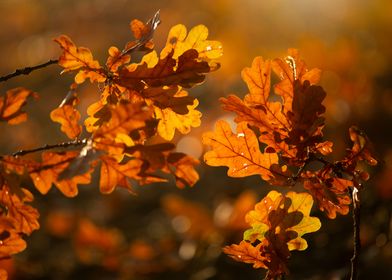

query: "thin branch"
xmin=12 ymin=138 xmax=87 ymax=157
xmin=350 ymin=186 xmax=361 ymax=280
xmin=0 ymin=59 xmax=59 ymax=83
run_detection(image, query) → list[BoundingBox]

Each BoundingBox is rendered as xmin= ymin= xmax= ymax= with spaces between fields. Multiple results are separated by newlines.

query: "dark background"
xmin=0 ymin=0 xmax=391 ymax=279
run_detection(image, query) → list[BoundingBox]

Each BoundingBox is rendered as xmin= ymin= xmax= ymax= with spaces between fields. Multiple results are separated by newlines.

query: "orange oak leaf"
xmin=29 ymin=151 xmax=91 ymax=197
xmin=126 ymin=143 xmax=199 ymax=188
xmin=0 ymin=227 xmax=26 ymax=259
xmin=92 ymin=102 xmax=153 ymax=155
xmin=50 ymin=90 xmax=82 ymax=139
xmin=220 ymin=57 xmax=294 ymax=159
xmin=130 ymin=19 xmax=151 ymax=40
xmin=203 ymin=120 xmax=281 ymax=181
xmin=223 ymin=241 xmax=268 ymax=269
xmin=0 ymin=185 xmax=39 ymax=235
xmin=0 ymin=88 xmax=38 ymax=125
xmin=106 ymin=46 xmax=131 ymax=73
xmin=167 ymin=152 xmax=199 ymax=188
xmin=54 ymin=35 xmax=106 ymax=84
xmin=99 ymin=156 xmax=143 ymax=194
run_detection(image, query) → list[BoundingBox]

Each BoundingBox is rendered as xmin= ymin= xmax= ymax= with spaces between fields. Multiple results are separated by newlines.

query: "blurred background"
xmin=0 ymin=0 xmax=391 ymax=279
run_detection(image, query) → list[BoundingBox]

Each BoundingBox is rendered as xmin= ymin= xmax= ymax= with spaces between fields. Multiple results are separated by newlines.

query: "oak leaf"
xmin=154 ymin=96 xmax=201 ymax=141
xmin=54 ymin=35 xmax=106 ymax=84
xmin=106 ymin=46 xmax=131 ymax=73
xmin=272 ymin=48 xmax=321 ymax=112
xmin=203 ymin=120 xmax=280 ymax=181
xmin=0 ymin=185 xmax=39 ymax=235
xmin=303 ymin=174 xmax=352 ymax=219
xmin=92 ymin=102 xmax=153 ymax=155
xmin=50 ymin=91 xmax=82 ymax=139
xmin=99 ymin=156 xmax=143 ymax=194
xmin=29 ymin=151 xmax=91 ymax=197
xmin=223 ymin=241 xmax=268 ymax=269
xmin=167 ymin=152 xmax=199 ymax=188
xmin=244 ymin=191 xmax=321 ymax=251
xmin=0 ymin=228 xmax=26 ymax=259
xmin=161 ymin=24 xmax=223 ymax=60
xmin=0 ymin=88 xmax=37 ymax=125
xmin=347 ymin=126 xmax=377 ymax=166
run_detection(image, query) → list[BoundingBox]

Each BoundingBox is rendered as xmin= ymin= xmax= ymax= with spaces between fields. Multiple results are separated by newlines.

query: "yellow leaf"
xmin=155 ymin=97 xmax=201 ymax=141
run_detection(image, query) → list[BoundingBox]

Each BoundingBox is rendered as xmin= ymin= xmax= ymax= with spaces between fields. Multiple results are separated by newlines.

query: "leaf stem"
xmin=0 ymin=59 xmax=59 ymax=83
xmin=11 ymin=138 xmax=87 ymax=157
xmin=350 ymin=186 xmax=361 ymax=280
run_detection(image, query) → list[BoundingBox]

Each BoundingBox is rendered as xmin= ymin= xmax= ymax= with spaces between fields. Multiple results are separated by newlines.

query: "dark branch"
xmin=350 ymin=187 xmax=361 ymax=280
xmin=12 ymin=138 xmax=87 ymax=157
xmin=0 ymin=59 xmax=59 ymax=83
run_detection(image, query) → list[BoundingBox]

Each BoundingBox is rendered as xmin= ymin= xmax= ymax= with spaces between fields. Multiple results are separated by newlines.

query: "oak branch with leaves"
xmin=203 ymin=49 xmax=377 ymax=279
xmin=0 ymin=11 xmax=223 ymax=279
xmin=0 ymin=11 xmax=378 ymax=280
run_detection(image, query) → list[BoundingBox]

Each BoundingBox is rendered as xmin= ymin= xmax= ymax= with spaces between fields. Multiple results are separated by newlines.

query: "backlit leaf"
xmin=0 ymin=88 xmax=37 ymax=125
xmin=223 ymin=241 xmax=268 ymax=269
xmin=203 ymin=120 xmax=280 ymax=181
xmin=0 ymin=185 xmax=39 ymax=235
xmin=154 ymin=97 xmax=201 ymax=141
xmin=99 ymin=156 xmax=143 ymax=194
xmin=161 ymin=24 xmax=223 ymax=60
xmin=54 ymin=35 xmax=106 ymax=84
xmin=29 ymin=151 xmax=91 ymax=197
xmin=50 ymin=91 xmax=82 ymax=139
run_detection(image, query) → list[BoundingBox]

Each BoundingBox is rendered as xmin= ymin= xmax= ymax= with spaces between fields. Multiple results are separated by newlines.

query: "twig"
xmin=12 ymin=138 xmax=87 ymax=157
xmin=350 ymin=186 xmax=361 ymax=280
xmin=0 ymin=59 xmax=58 ymax=83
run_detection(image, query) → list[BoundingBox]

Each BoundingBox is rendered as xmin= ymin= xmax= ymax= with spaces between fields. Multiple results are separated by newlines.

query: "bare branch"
xmin=350 ymin=186 xmax=361 ymax=280
xmin=0 ymin=59 xmax=59 ymax=83
xmin=12 ymin=138 xmax=87 ymax=157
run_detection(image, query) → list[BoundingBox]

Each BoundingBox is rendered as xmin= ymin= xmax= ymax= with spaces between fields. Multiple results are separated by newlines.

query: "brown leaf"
xmin=348 ymin=126 xmax=377 ymax=166
xmin=272 ymin=48 xmax=321 ymax=112
xmin=117 ymin=49 xmax=216 ymax=90
xmin=287 ymin=80 xmax=326 ymax=143
xmin=303 ymin=174 xmax=352 ymax=219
